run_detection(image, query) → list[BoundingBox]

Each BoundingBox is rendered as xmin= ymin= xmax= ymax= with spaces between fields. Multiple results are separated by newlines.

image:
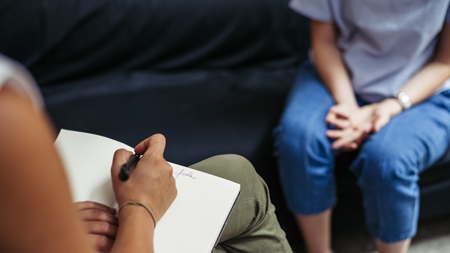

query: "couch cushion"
xmin=41 ymin=67 xmax=297 ymax=167
xmin=0 ymin=0 xmax=309 ymax=86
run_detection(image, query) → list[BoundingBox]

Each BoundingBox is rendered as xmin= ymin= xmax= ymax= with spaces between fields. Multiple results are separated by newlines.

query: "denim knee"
xmin=350 ymin=133 xmax=420 ymax=243
xmin=274 ymin=60 xmax=337 ymax=215
xmin=275 ymin=110 xmax=336 ymax=215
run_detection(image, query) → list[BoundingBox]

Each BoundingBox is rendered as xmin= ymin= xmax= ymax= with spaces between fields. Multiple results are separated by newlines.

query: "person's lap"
xmin=349 ymin=90 xmax=450 ymax=242
xmin=274 ymin=61 xmax=337 ymax=215
xmin=275 ymin=61 xmax=450 ymax=242
xmin=189 ymin=154 xmax=293 ymax=253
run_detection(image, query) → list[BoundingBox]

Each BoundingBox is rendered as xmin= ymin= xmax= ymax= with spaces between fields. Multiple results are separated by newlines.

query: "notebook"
xmin=55 ymin=129 xmax=240 ymax=253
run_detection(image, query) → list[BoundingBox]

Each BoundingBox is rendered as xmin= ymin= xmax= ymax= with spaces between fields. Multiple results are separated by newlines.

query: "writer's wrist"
xmin=120 ymin=201 xmax=157 ymax=227
xmin=119 ymin=204 xmax=156 ymax=228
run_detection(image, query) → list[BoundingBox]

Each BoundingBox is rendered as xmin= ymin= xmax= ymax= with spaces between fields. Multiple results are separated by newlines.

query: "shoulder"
xmin=289 ymin=0 xmax=334 ymax=22
xmin=0 ymin=54 xmax=44 ymax=111
xmin=0 ymin=85 xmax=42 ymax=134
xmin=446 ymin=2 xmax=450 ymax=22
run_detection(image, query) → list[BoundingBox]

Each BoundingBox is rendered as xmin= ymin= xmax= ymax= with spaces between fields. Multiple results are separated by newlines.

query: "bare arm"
xmin=401 ymin=22 xmax=450 ymax=104
xmin=376 ymin=22 xmax=450 ymax=124
xmin=314 ymin=20 xmax=450 ymax=110
xmin=0 ymin=85 xmax=176 ymax=252
xmin=312 ymin=20 xmax=358 ymax=109
xmin=317 ymin=21 xmax=450 ymax=148
xmin=0 ymin=85 xmax=95 ymax=253
xmin=110 ymin=134 xmax=177 ymax=253
xmin=312 ymin=20 xmax=370 ymax=149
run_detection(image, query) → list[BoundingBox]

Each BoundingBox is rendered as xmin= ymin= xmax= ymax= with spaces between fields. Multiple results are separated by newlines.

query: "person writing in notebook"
xmin=275 ymin=1 xmax=450 ymax=253
xmin=0 ymin=54 xmax=292 ymax=253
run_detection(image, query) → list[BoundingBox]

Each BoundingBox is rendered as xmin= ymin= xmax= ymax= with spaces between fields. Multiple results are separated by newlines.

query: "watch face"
xmin=396 ymin=92 xmax=411 ymax=110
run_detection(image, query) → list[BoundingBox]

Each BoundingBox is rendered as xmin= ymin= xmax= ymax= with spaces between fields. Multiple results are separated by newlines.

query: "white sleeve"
xmin=0 ymin=54 xmax=45 ymax=111
xmin=446 ymin=3 xmax=450 ymax=22
xmin=289 ymin=0 xmax=333 ymax=22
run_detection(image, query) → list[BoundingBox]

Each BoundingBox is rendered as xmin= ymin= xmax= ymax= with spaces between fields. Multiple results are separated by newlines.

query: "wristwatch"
xmin=392 ymin=91 xmax=411 ymax=111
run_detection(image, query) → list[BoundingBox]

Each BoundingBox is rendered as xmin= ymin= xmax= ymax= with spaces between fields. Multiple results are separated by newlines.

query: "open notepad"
xmin=55 ymin=129 xmax=240 ymax=253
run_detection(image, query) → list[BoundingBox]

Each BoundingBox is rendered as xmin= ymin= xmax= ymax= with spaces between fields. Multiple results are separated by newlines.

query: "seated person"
xmin=275 ymin=1 xmax=450 ymax=253
xmin=0 ymin=54 xmax=292 ymax=253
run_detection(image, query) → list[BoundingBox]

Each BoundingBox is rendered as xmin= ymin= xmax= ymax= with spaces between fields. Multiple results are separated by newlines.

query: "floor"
xmin=290 ymin=214 xmax=450 ymax=253
xmin=280 ymin=153 xmax=450 ymax=253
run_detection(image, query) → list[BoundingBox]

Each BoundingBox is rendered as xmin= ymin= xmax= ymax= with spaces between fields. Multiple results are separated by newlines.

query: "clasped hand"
xmin=325 ymin=101 xmax=394 ymax=151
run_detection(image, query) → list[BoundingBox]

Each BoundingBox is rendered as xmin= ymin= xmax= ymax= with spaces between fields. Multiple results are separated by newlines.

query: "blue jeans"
xmin=274 ymin=61 xmax=450 ymax=243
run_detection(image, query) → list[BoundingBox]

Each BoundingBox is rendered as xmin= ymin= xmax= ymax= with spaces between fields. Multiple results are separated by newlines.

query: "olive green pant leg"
xmin=214 ymin=244 xmax=227 ymax=253
xmin=189 ymin=154 xmax=293 ymax=253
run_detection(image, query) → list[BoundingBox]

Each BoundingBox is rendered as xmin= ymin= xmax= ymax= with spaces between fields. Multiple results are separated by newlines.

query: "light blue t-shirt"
xmin=290 ymin=0 xmax=450 ymax=102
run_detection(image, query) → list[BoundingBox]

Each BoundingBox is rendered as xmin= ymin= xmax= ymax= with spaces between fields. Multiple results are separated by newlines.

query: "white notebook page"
xmin=55 ymin=129 xmax=240 ymax=253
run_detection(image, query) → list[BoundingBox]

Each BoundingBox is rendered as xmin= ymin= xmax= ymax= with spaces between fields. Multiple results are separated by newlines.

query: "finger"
xmin=84 ymin=221 xmax=118 ymax=239
xmin=134 ymin=133 xmax=166 ymax=158
xmin=74 ymin=201 xmax=116 ymax=214
xmin=327 ymin=117 xmax=351 ymax=129
xmin=325 ymin=112 xmax=345 ymax=126
xmin=373 ymin=121 xmax=382 ymax=133
xmin=329 ymin=105 xmax=351 ymax=118
xmin=352 ymin=122 xmax=373 ymax=136
xmin=88 ymin=234 xmax=114 ymax=252
xmin=373 ymin=115 xmax=390 ymax=133
xmin=326 ymin=128 xmax=352 ymax=139
xmin=342 ymin=142 xmax=359 ymax=151
xmin=331 ymin=130 xmax=361 ymax=150
xmin=341 ymin=126 xmax=371 ymax=151
xmin=78 ymin=209 xmax=119 ymax=225
xmin=325 ymin=111 xmax=337 ymax=124
xmin=111 ymin=149 xmax=133 ymax=179
xmin=349 ymin=142 xmax=358 ymax=150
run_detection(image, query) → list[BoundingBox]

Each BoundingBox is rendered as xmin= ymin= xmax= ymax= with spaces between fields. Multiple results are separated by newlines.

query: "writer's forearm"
xmin=111 ymin=206 xmax=155 ymax=253
xmin=312 ymin=20 xmax=358 ymax=108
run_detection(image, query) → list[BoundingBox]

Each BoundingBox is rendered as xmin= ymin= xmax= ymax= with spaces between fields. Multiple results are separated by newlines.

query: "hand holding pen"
xmin=111 ymin=134 xmax=177 ymax=223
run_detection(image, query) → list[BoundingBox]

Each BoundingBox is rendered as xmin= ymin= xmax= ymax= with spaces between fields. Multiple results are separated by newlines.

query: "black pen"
xmin=119 ymin=154 xmax=141 ymax=181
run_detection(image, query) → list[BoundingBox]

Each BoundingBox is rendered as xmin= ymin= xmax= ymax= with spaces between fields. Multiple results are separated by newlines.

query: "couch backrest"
xmin=0 ymin=0 xmax=310 ymax=86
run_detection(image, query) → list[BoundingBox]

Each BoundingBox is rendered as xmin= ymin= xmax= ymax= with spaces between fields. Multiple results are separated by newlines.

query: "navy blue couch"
xmin=1 ymin=0 xmax=449 ymax=247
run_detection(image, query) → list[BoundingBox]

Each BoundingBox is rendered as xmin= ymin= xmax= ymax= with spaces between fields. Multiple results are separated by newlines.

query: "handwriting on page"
xmin=174 ymin=169 xmax=197 ymax=179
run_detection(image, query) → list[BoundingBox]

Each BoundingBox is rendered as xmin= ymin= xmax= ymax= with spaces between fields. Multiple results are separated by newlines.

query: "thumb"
xmin=329 ymin=105 xmax=351 ymax=119
xmin=373 ymin=115 xmax=389 ymax=133
xmin=134 ymin=133 xmax=166 ymax=159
